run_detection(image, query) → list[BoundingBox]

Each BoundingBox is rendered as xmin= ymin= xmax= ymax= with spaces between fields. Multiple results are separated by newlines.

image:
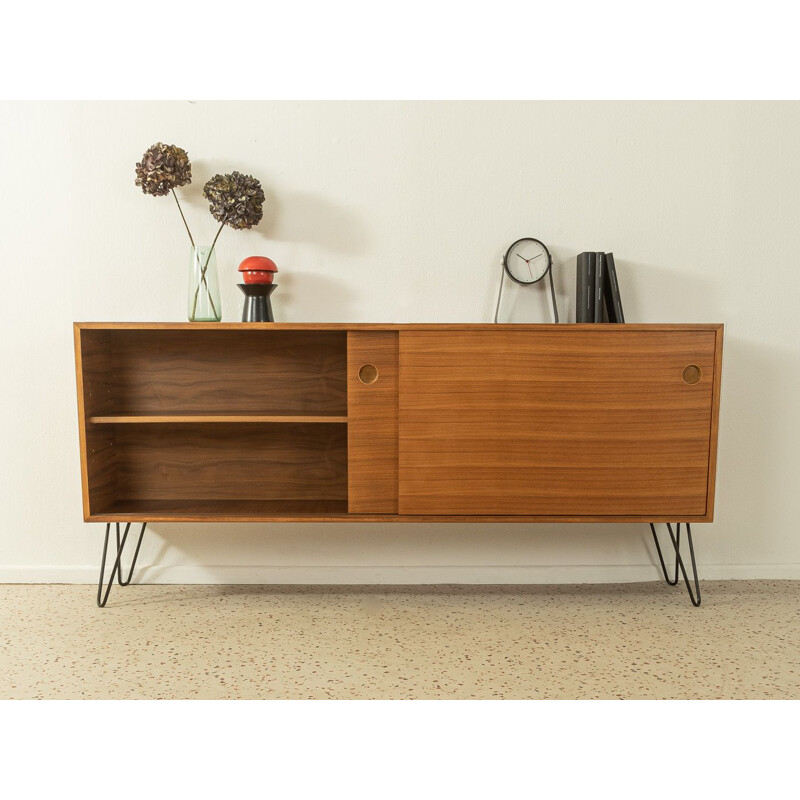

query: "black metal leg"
xmin=97 ymin=522 xmax=147 ymax=607
xmin=650 ymin=522 xmax=680 ymax=586
xmin=650 ymin=522 xmax=701 ymax=607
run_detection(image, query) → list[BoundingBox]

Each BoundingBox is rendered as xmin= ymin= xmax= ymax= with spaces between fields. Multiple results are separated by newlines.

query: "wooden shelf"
xmin=91 ymin=499 xmax=349 ymax=521
xmin=88 ymin=412 xmax=348 ymax=424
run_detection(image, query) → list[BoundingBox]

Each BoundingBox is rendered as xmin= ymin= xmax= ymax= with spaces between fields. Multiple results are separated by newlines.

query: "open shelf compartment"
xmin=85 ymin=422 xmax=348 ymax=518
xmin=79 ymin=328 xmax=347 ymax=418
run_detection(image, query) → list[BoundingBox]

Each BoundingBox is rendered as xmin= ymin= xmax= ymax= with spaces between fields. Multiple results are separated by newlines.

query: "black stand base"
xmin=650 ymin=522 xmax=702 ymax=606
xmin=97 ymin=523 xmax=147 ymax=607
xmin=238 ymin=283 xmax=277 ymax=322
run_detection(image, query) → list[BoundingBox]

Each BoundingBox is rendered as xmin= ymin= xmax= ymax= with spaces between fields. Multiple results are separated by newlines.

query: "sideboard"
xmin=74 ymin=322 xmax=723 ymax=605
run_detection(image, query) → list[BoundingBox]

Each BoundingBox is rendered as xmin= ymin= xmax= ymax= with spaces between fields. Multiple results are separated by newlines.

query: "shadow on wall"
xmin=133 ymin=521 xmax=659 ymax=585
xmin=610 ymin=256 xmax=718 ymax=323
xmin=266 ymin=190 xmax=369 ymax=256
xmin=176 ymin=162 xmax=368 ymax=256
xmin=713 ymin=334 xmax=796 ymax=553
xmin=277 ymin=271 xmax=358 ymax=321
xmin=536 ymin=253 xmax=719 ymax=324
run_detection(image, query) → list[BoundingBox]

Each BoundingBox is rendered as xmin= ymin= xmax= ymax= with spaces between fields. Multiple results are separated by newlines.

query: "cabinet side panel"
xmin=74 ymin=325 xmax=91 ymax=519
xmin=704 ymin=325 xmax=724 ymax=520
xmin=75 ymin=327 xmax=118 ymax=518
xmin=348 ymin=332 xmax=398 ymax=513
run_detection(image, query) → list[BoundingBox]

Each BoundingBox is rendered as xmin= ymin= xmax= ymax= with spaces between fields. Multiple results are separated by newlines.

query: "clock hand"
xmin=516 ymin=253 xmax=528 ymax=262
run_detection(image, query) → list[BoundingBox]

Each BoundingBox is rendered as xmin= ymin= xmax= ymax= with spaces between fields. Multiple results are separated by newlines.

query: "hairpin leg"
xmin=649 ymin=522 xmax=701 ymax=607
xmin=97 ymin=522 xmax=147 ymax=607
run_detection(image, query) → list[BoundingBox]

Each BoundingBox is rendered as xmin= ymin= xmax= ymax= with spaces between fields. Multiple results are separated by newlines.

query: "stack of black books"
xmin=576 ymin=252 xmax=625 ymax=323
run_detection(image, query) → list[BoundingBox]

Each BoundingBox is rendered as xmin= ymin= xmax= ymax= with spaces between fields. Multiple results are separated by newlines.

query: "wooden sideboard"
xmin=74 ymin=323 xmax=723 ymax=524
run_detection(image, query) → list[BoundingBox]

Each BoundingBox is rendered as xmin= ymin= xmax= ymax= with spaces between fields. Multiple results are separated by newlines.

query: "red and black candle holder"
xmin=238 ymin=256 xmax=278 ymax=322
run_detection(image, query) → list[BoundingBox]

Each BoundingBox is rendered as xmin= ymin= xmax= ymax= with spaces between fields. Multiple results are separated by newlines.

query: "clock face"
xmin=504 ymin=238 xmax=551 ymax=285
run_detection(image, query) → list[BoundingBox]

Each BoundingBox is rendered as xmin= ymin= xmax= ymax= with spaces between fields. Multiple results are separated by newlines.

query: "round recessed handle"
xmin=358 ymin=363 xmax=379 ymax=385
xmin=682 ymin=364 xmax=702 ymax=385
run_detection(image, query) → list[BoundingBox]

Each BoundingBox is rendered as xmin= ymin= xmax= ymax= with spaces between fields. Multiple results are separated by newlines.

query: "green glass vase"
xmin=188 ymin=245 xmax=222 ymax=322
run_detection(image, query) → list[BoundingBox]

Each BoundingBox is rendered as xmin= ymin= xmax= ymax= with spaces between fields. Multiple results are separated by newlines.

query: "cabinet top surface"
xmin=75 ymin=322 xmax=724 ymax=332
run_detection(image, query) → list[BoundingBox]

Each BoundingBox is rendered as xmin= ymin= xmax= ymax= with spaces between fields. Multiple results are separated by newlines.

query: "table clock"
xmin=494 ymin=237 xmax=559 ymax=323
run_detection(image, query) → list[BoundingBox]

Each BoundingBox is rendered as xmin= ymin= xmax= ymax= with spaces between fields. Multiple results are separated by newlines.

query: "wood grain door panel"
xmin=398 ymin=329 xmax=717 ymax=516
xmin=347 ymin=331 xmax=399 ymax=513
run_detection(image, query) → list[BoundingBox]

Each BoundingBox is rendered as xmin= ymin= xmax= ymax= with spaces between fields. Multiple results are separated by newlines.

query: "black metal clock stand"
xmin=649 ymin=522 xmax=702 ymax=606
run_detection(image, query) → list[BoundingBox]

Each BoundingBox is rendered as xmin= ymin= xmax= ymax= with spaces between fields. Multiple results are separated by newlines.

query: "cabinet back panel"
xmin=398 ymin=329 xmax=718 ymax=516
xmin=107 ymin=330 xmax=347 ymax=414
xmin=109 ymin=423 xmax=347 ymax=505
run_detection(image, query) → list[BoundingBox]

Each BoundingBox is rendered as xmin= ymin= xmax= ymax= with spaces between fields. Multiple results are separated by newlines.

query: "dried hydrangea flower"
xmin=203 ymin=171 xmax=265 ymax=230
xmin=135 ymin=142 xmax=192 ymax=197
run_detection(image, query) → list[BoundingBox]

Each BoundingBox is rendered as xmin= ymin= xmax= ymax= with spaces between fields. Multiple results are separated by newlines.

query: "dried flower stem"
xmin=191 ymin=221 xmax=225 ymax=320
xmin=171 ymin=189 xmax=195 ymax=247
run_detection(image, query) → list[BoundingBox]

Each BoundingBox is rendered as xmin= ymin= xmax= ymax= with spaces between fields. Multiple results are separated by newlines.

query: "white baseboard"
xmin=2 ymin=563 xmax=800 ymax=584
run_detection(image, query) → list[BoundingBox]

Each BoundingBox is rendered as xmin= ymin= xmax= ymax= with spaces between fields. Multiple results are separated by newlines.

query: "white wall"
xmin=1 ymin=100 xmax=798 ymax=584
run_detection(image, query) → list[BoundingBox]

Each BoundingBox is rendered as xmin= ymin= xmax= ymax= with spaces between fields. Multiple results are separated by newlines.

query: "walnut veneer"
xmin=74 ymin=323 xmax=723 ymax=523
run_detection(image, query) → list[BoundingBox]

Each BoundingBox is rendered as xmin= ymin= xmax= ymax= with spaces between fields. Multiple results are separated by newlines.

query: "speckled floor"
xmin=1 ymin=581 xmax=798 ymax=699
